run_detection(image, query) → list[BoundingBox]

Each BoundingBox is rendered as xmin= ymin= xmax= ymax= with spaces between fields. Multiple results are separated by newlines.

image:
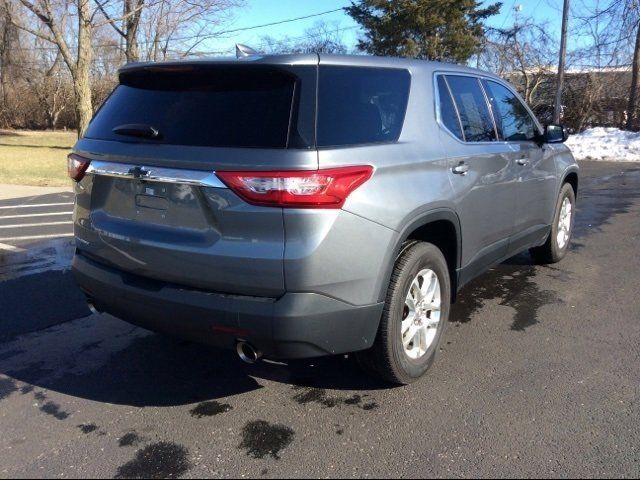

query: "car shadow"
xmin=1 ymin=319 xmax=392 ymax=408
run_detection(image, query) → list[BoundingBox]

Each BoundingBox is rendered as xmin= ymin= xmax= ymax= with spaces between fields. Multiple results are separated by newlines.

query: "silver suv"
xmin=70 ymin=54 xmax=578 ymax=384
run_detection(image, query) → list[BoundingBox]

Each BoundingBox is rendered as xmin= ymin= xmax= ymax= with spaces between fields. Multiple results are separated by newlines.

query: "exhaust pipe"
xmin=236 ymin=341 xmax=262 ymax=364
xmin=87 ymin=302 xmax=101 ymax=315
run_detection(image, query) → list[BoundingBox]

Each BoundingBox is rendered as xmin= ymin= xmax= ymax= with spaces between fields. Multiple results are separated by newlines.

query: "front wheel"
xmin=530 ymin=183 xmax=576 ymax=264
xmin=357 ymin=242 xmax=450 ymax=385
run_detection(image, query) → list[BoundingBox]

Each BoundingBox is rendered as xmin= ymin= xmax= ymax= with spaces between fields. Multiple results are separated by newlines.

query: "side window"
xmin=445 ymin=75 xmax=497 ymax=142
xmin=436 ymin=76 xmax=464 ymax=141
xmin=484 ymin=80 xmax=538 ymax=142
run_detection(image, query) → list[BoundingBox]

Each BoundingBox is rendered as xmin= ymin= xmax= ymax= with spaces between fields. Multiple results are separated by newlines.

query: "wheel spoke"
xmin=402 ymin=324 xmax=420 ymax=348
xmin=401 ymin=309 xmax=416 ymax=332
xmin=426 ymin=317 xmax=440 ymax=329
xmin=410 ymin=278 xmax=422 ymax=302
xmin=421 ymin=271 xmax=438 ymax=304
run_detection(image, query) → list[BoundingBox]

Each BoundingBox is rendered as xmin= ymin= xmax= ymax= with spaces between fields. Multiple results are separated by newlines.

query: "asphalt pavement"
xmin=0 ymin=161 xmax=639 ymax=478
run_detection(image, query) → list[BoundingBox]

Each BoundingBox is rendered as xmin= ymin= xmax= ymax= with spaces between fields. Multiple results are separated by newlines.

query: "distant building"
xmin=505 ymin=67 xmax=631 ymax=130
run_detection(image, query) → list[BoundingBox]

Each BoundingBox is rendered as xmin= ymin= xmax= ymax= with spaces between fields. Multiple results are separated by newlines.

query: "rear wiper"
xmin=112 ymin=124 xmax=162 ymax=140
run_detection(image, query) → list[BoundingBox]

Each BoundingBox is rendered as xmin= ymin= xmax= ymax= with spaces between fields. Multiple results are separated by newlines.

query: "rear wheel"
xmin=357 ymin=242 xmax=450 ymax=385
xmin=530 ymin=183 xmax=576 ymax=264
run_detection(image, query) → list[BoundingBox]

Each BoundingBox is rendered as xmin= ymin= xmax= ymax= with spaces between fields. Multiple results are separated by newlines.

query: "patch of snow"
xmin=566 ymin=127 xmax=640 ymax=162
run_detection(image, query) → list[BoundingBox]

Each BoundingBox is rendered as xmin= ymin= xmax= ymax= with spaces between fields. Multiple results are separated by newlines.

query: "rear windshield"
xmin=317 ymin=66 xmax=411 ymax=147
xmin=85 ymin=65 xmax=313 ymax=149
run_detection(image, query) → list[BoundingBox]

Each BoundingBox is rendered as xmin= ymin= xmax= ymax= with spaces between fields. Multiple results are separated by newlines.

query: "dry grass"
xmin=0 ymin=130 xmax=76 ymax=186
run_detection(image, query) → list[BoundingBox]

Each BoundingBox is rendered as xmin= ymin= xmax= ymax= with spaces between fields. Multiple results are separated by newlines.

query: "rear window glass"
xmin=317 ymin=66 xmax=411 ymax=147
xmin=85 ymin=66 xmax=304 ymax=149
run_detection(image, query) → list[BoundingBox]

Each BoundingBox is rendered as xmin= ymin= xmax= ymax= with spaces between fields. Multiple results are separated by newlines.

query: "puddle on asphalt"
xmin=115 ymin=442 xmax=192 ymax=479
xmin=189 ymin=400 xmax=233 ymax=418
xmin=0 ymin=377 xmax=17 ymax=400
xmin=239 ymin=420 xmax=295 ymax=460
xmin=451 ymin=260 xmax=560 ymax=331
xmin=292 ymin=387 xmax=379 ymax=411
xmin=40 ymin=401 xmax=70 ymax=420
xmin=119 ymin=432 xmax=146 ymax=448
xmin=78 ymin=423 xmax=99 ymax=434
xmin=574 ymin=167 xmax=640 ymax=239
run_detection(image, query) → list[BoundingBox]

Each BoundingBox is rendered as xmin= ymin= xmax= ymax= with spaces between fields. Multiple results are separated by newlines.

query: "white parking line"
xmin=0 ymin=233 xmax=75 ymax=242
xmin=0 ymin=242 xmax=26 ymax=252
xmin=0 ymin=221 xmax=73 ymax=229
xmin=0 ymin=212 xmax=73 ymax=220
xmin=0 ymin=202 xmax=74 ymax=210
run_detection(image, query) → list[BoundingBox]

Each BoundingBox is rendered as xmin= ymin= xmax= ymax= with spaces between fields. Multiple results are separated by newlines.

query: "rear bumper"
xmin=72 ymin=253 xmax=383 ymax=359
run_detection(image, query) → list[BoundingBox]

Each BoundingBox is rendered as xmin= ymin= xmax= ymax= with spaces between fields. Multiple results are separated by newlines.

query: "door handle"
xmin=452 ymin=162 xmax=469 ymax=175
xmin=517 ymin=157 xmax=529 ymax=166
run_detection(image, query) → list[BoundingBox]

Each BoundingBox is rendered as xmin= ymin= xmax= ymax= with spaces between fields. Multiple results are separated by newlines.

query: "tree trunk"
xmin=124 ymin=0 xmax=141 ymax=63
xmin=626 ymin=21 xmax=640 ymax=131
xmin=0 ymin=4 xmax=17 ymax=112
xmin=74 ymin=0 xmax=93 ymax=137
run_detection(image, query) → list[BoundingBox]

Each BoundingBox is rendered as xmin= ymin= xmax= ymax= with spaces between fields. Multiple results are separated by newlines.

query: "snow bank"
xmin=565 ymin=127 xmax=640 ymax=162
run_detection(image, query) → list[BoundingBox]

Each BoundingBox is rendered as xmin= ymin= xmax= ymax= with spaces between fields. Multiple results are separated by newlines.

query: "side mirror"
xmin=543 ymin=124 xmax=569 ymax=144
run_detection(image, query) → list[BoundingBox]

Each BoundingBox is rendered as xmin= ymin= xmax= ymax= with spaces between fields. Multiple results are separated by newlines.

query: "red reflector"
xmin=216 ymin=166 xmax=374 ymax=209
xmin=67 ymin=154 xmax=91 ymax=182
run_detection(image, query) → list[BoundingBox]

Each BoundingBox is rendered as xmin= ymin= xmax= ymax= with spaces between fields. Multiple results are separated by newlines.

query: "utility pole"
xmin=553 ymin=0 xmax=571 ymax=124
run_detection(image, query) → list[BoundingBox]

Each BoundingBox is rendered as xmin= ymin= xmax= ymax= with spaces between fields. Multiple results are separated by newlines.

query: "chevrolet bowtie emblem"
xmin=129 ymin=166 xmax=150 ymax=179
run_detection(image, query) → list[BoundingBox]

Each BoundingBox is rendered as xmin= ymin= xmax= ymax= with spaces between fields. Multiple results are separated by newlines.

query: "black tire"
xmin=356 ymin=242 xmax=450 ymax=385
xmin=530 ymin=183 xmax=576 ymax=264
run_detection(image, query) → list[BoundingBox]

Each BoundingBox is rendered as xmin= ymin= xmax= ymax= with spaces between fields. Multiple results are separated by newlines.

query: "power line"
xmin=9 ymin=6 xmax=348 ymax=52
xmin=187 ymin=25 xmax=360 ymax=57
xmin=499 ymin=0 xmax=519 ymax=29
xmin=199 ymin=8 xmax=346 ymax=38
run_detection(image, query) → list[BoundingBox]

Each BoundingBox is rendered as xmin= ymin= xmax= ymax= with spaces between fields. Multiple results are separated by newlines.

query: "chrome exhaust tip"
xmin=236 ymin=341 xmax=262 ymax=364
xmin=87 ymin=302 xmax=100 ymax=315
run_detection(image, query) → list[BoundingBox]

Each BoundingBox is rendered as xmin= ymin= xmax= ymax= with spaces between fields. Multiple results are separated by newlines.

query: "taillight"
xmin=216 ymin=166 xmax=374 ymax=209
xmin=68 ymin=153 xmax=91 ymax=182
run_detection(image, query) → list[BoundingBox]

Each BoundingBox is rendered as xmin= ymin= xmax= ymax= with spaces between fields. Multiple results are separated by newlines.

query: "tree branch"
xmin=93 ymin=0 xmax=126 ymax=37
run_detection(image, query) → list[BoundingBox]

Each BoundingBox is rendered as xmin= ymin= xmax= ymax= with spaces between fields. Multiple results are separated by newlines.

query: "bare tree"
xmin=0 ymin=0 xmax=23 ymax=126
xmin=625 ymin=4 xmax=640 ymax=130
xmin=95 ymin=0 xmax=147 ymax=63
xmin=259 ymin=21 xmax=349 ymax=55
xmin=21 ymin=50 xmax=71 ymax=129
xmin=579 ymin=0 xmax=639 ymax=129
xmin=139 ymin=0 xmax=244 ymax=60
xmin=4 ymin=0 xmax=243 ymax=135
xmin=4 ymin=0 xmax=102 ymax=135
xmin=480 ymin=19 xmax=557 ymax=110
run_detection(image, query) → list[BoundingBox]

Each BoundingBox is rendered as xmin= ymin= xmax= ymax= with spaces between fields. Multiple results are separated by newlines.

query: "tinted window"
xmin=437 ymin=76 xmax=464 ymax=141
xmin=85 ymin=66 xmax=303 ymax=149
xmin=445 ymin=75 xmax=496 ymax=142
xmin=484 ymin=80 xmax=538 ymax=141
xmin=317 ymin=66 xmax=410 ymax=147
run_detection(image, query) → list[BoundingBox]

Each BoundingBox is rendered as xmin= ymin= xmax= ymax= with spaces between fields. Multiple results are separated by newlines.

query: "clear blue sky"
xmin=206 ymin=0 xmax=589 ymax=55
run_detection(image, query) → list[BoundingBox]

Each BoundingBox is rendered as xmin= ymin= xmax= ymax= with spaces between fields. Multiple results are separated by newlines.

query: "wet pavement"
xmin=0 ymin=161 xmax=639 ymax=478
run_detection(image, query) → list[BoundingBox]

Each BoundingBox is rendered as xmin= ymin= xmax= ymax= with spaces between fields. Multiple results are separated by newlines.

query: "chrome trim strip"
xmin=85 ymin=160 xmax=227 ymax=189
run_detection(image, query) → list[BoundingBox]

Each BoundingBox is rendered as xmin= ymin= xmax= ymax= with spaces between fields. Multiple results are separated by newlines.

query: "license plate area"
xmin=91 ymin=176 xmax=210 ymax=231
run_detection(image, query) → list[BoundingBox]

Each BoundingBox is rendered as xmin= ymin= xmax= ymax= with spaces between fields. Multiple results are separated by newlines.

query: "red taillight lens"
xmin=67 ymin=153 xmax=91 ymax=182
xmin=216 ymin=166 xmax=374 ymax=209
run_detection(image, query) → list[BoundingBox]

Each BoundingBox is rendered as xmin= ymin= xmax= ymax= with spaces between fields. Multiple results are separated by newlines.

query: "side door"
xmin=435 ymin=74 xmax=520 ymax=284
xmin=482 ymin=80 xmax=558 ymax=253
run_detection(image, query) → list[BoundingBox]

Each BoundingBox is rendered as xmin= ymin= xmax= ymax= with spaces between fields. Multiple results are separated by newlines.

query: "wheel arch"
xmin=563 ymin=170 xmax=579 ymax=197
xmin=379 ymin=209 xmax=462 ymax=303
